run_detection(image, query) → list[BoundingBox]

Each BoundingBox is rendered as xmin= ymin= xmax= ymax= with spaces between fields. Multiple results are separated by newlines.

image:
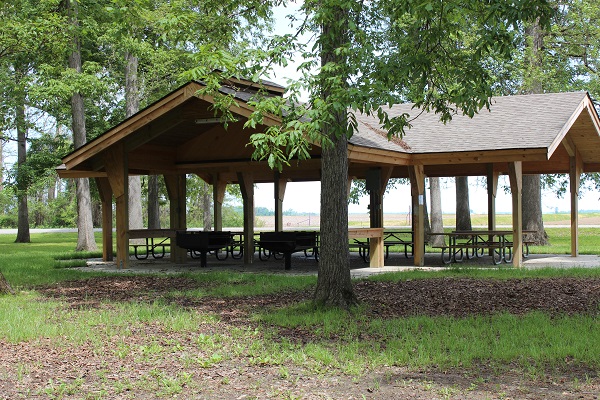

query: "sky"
xmin=252 ymin=179 xmax=600 ymax=215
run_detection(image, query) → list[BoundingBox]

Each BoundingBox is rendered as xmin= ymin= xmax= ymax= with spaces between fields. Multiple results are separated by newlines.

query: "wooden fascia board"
xmin=347 ymin=144 xmax=411 ymax=165
xmin=63 ymin=85 xmax=195 ymax=169
xmin=226 ymin=77 xmax=285 ymax=94
xmin=57 ymin=169 xmax=107 ymax=179
xmin=585 ymin=94 xmax=600 ymax=137
xmin=411 ymin=148 xmax=548 ymax=165
xmin=547 ymin=96 xmax=588 ymax=159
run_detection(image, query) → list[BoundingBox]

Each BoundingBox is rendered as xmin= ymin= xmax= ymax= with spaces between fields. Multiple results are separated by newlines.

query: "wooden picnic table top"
xmin=128 ymin=228 xmax=177 ymax=239
xmin=348 ymin=227 xmax=384 ymax=239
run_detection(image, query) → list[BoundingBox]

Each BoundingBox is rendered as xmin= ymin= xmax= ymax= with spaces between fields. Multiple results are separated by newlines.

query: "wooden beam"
xmin=508 ymin=162 xmax=523 ymax=268
xmin=164 ymin=174 xmax=187 ymax=263
xmin=103 ymin=144 xmax=128 ymax=268
xmin=562 ymin=136 xmax=577 ymax=157
xmin=408 ymin=164 xmax=425 ymax=267
xmin=95 ymin=177 xmax=113 ymax=262
xmin=413 ymin=148 xmax=548 ymax=166
xmin=380 ymin=166 xmax=393 ymax=192
xmin=348 ymin=145 xmax=412 ymax=165
xmin=238 ymin=172 xmax=255 ymax=264
xmin=274 ymin=172 xmax=287 ymax=232
xmin=56 ymin=168 xmax=107 ymax=179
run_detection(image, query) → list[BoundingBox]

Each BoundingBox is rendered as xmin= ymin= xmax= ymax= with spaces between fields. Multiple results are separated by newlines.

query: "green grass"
xmin=420 ymin=227 xmax=600 ymax=255
xmin=257 ymin=305 xmax=600 ymax=373
xmin=182 ymin=271 xmax=315 ymax=297
xmin=527 ymin=227 xmax=600 ymax=254
xmin=0 ymin=230 xmax=598 ymax=394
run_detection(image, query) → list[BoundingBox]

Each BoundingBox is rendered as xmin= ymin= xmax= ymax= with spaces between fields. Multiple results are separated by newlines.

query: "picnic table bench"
xmin=431 ymin=230 xmax=537 ymax=265
xmin=128 ymin=229 xmax=176 ymax=260
xmin=256 ymin=231 xmax=318 ymax=270
xmin=431 ymin=231 xmax=506 ymax=265
xmin=176 ymin=230 xmax=233 ymax=267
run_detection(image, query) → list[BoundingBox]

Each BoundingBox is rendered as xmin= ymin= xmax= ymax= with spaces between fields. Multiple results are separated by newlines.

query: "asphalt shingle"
xmin=351 ymin=92 xmax=589 ymax=154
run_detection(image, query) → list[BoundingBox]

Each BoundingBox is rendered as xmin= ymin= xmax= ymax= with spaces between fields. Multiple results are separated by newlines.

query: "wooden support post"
xmin=212 ymin=174 xmax=226 ymax=232
xmin=409 ymin=165 xmax=425 ymax=267
xmin=164 ymin=174 xmax=187 ymax=263
xmin=95 ymin=177 xmax=113 ymax=262
xmin=508 ymin=162 xmax=523 ymax=268
xmin=103 ymin=144 xmax=129 ymax=269
xmin=487 ymin=164 xmax=499 ymax=256
xmin=274 ymin=172 xmax=287 ymax=232
xmin=367 ymin=168 xmax=383 ymax=228
xmin=570 ymin=153 xmax=582 ymax=257
xmin=238 ymin=172 xmax=254 ymax=265
xmin=367 ymin=167 xmax=393 ymax=229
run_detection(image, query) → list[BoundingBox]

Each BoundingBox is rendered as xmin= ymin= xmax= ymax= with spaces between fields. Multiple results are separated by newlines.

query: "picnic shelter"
xmin=57 ymin=77 xmax=600 ymax=269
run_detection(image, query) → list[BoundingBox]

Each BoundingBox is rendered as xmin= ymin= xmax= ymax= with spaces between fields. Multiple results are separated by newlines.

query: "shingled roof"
xmin=352 ymin=91 xmax=593 ymax=154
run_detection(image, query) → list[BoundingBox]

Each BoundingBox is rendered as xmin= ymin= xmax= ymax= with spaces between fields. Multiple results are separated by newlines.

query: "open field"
xmin=0 ymin=232 xmax=599 ymax=398
xmin=258 ymin=212 xmax=600 ymax=228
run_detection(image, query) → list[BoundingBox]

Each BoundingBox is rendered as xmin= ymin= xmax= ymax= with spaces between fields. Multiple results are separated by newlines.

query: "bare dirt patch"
xmin=1 ymin=276 xmax=598 ymax=399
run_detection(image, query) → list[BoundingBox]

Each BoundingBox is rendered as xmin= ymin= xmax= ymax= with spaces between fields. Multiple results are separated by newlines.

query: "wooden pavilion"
xmin=57 ymin=78 xmax=600 ymax=269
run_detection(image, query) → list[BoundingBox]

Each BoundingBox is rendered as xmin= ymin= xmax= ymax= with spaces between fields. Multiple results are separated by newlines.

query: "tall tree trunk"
xmin=429 ymin=177 xmax=445 ymax=246
xmin=148 ymin=175 xmax=161 ymax=229
xmin=455 ymin=176 xmax=472 ymax=231
xmin=313 ymin=3 xmax=357 ymax=308
xmin=48 ymin=175 xmax=57 ymax=202
xmin=15 ymin=89 xmax=30 ymax=243
xmin=0 ymin=137 xmax=4 ymax=191
xmin=67 ymin=0 xmax=97 ymax=251
xmin=523 ymin=174 xmax=548 ymax=244
xmin=423 ymin=184 xmax=431 ymax=242
xmin=125 ymin=51 xmax=143 ymax=231
xmin=202 ymin=183 xmax=212 ymax=231
xmin=522 ymin=19 xmax=548 ymax=245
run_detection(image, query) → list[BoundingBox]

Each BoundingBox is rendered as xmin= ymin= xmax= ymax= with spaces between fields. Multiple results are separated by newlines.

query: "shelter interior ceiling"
xmin=59 ymin=84 xmax=600 ymax=183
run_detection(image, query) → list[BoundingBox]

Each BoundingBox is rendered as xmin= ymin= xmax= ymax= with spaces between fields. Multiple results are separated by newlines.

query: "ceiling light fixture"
xmin=194 ymin=118 xmax=221 ymax=125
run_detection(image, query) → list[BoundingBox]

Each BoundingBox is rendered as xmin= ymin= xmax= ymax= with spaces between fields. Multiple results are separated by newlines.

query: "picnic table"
xmin=128 ymin=229 xmax=176 ymax=260
xmin=256 ymin=231 xmax=319 ymax=270
xmin=431 ymin=230 xmax=536 ymax=265
xmin=431 ymin=230 xmax=508 ymax=265
xmin=175 ymin=230 xmax=233 ymax=267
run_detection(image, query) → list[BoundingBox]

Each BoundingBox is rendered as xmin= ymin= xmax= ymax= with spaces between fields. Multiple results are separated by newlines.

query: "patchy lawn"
xmin=0 ymin=275 xmax=598 ymax=399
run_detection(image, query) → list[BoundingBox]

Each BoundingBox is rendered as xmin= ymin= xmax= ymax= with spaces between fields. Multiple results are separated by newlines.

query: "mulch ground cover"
xmin=38 ymin=275 xmax=600 ymax=319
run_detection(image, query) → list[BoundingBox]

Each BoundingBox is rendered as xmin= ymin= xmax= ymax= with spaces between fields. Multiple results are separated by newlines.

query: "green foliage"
xmin=188 ymin=0 xmax=555 ymax=171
